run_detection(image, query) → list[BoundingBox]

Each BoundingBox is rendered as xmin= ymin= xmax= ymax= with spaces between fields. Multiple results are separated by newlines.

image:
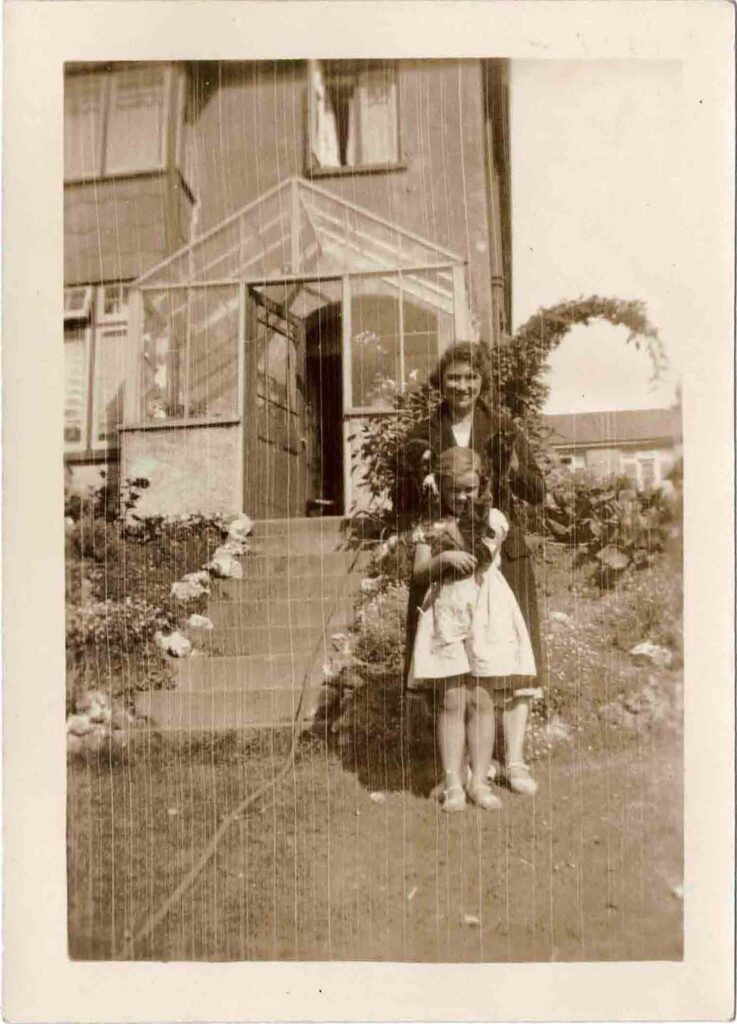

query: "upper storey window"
xmin=64 ymin=65 xmax=171 ymax=182
xmin=308 ymin=60 xmax=400 ymax=173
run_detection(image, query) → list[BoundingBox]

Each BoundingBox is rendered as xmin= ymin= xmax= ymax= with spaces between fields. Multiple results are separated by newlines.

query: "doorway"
xmin=304 ymin=304 xmax=344 ymax=515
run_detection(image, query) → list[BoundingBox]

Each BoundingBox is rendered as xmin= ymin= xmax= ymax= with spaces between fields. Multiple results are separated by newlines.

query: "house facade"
xmin=64 ymin=60 xmax=512 ymax=517
xmin=543 ymin=408 xmax=682 ymax=490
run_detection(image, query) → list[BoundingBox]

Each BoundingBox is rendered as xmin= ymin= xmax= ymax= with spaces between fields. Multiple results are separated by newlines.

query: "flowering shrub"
xmin=65 ymin=478 xmax=229 ymax=711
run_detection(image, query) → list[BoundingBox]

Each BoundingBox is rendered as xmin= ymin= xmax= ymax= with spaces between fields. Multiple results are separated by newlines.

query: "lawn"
xmin=67 ymin=542 xmax=683 ymax=962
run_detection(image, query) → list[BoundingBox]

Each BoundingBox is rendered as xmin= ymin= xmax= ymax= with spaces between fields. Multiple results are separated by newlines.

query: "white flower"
xmin=155 ymin=630 xmax=192 ymax=658
xmin=187 ymin=613 xmax=213 ymax=631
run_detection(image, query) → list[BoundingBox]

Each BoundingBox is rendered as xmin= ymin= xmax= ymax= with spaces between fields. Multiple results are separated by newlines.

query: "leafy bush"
xmin=351 ymin=385 xmax=441 ymax=521
xmin=351 ymin=580 xmax=409 ymax=676
xmin=544 ymin=475 xmax=673 ymax=585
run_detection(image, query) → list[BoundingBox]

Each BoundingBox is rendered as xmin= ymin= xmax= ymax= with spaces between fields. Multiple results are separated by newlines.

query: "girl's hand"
xmin=439 ymin=550 xmax=477 ymax=575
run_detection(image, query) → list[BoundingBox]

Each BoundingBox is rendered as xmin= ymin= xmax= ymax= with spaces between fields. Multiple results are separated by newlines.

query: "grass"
xmin=68 ymin=542 xmax=683 ymax=962
xmin=68 ymin=727 xmax=682 ymax=962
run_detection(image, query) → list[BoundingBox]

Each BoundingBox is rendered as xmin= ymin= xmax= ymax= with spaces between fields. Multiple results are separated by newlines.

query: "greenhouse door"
xmin=243 ymin=287 xmax=310 ymax=518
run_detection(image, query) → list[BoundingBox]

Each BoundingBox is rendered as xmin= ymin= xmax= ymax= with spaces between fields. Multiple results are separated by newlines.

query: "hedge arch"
xmin=492 ymin=295 xmax=667 ymax=426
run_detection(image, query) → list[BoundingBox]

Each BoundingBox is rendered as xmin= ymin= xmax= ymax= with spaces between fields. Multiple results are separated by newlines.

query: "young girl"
xmin=406 ymin=448 xmax=541 ymax=812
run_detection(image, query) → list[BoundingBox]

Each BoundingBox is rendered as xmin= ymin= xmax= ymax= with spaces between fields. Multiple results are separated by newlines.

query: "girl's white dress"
xmin=407 ymin=517 xmax=538 ymax=689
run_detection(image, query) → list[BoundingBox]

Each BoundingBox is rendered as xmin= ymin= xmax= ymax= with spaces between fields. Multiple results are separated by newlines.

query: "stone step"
xmin=214 ymin=570 xmax=366 ymax=603
xmin=163 ymin=651 xmax=333 ymax=693
xmin=136 ymin=684 xmax=327 ymax=732
xmin=246 ymin=517 xmax=351 ymax=554
xmin=208 ymin=595 xmax=356 ymax=631
xmin=251 ymin=516 xmax=345 ymax=536
xmin=201 ymin=623 xmax=351 ymax=657
xmin=225 ymin=551 xmax=364 ymax=579
xmin=246 ymin=535 xmax=350 ymax=556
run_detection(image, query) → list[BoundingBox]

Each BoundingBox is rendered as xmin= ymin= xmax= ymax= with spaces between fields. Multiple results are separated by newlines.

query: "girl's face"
xmin=441 ymin=360 xmax=483 ymax=415
xmin=441 ymin=470 xmax=481 ymax=515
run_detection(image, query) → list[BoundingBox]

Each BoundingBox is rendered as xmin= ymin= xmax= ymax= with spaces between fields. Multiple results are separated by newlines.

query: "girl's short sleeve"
xmin=411 ymin=524 xmax=428 ymax=546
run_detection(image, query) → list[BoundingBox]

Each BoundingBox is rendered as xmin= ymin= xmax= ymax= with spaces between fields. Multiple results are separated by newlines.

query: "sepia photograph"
xmin=3 ymin=2 xmax=733 ymax=1018
xmin=62 ymin=55 xmax=687 ymax=963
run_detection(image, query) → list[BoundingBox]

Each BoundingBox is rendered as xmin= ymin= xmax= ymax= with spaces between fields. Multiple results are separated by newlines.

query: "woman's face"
xmin=441 ymin=470 xmax=481 ymax=515
xmin=441 ymin=360 xmax=483 ymax=415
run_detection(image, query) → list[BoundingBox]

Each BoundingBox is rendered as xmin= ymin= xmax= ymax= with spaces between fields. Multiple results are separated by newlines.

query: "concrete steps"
xmin=208 ymin=594 xmax=355 ymax=631
xmin=136 ymin=685 xmax=325 ymax=732
xmin=203 ymin=623 xmax=353 ymax=657
xmin=213 ymin=574 xmax=363 ymax=603
xmin=135 ymin=516 xmax=373 ymax=733
xmin=159 ymin=650 xmax=330 ymax=692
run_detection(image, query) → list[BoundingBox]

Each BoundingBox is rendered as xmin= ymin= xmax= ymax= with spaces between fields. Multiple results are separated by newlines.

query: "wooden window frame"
xmin=64 ymin=324 xmax=92 ymax=454
xmin=64 ymin=284 xmax=130 ymax=458
xmin=64 ymin=286 xmax=94 ymax=323
xmin=64 ymin=64 xmax=176 ymax=184
xmin=305 ymin=59 xmax=404 ymax=178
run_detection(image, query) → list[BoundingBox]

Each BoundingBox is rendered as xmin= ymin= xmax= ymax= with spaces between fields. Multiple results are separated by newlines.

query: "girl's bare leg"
xmin=437 ymin=678 xmax=467 ymax=790
xmin=466 ymin=684 xmax=495 ymax=788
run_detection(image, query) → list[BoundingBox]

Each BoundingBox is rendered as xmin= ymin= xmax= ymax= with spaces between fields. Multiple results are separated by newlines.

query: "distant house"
xmin=543 ymin=408 xmax=682 ymax=490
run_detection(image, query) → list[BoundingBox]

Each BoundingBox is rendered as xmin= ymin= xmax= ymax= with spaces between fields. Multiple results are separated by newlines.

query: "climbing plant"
xmin=490 ymin=295 xmax=667 ymax=434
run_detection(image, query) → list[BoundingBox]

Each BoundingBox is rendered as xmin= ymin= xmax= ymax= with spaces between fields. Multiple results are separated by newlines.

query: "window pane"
xmin=101 ymin=284 xmax=129 ymax=320
xmin=93 ymin=326 xmax=127 ymax=444
xmin=105 ymin=67 xmax=167 ymax=173
xmin=64 ymin=286 xmax=93 ymax=320
xmin=350 ymin=277 xmax=401 ymax=409
xmin=357 ymin=66 xmax=398 ymax=165
xmin=639 ymin=458 xmax=656 ymax=489
xmin=64 ymin=73 xmax=105 ymax=180
xmin=402 ymin=270 xmax=454 ymax=390
xmin=311 ymin=61 xmax=398 ymax=169
xmin=188 ymin=286 xmax=240 ymax=419
xmin=64 ymin=328 xmax=88 ymax=446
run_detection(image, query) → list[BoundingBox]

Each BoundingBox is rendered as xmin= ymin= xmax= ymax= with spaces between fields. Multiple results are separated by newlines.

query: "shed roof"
xmin=543 ymin=408 xmax=682 ymax=448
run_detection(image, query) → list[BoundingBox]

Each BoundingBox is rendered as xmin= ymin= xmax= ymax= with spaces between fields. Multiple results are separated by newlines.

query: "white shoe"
xmin=504 ymin=762 xmax=538 ymax=796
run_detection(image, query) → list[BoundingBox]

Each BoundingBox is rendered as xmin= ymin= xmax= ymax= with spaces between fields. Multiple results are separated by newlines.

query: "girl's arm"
xmin=478 ymin=508 xmax=508 ymax=562
xmin=412 ymin=541 xmax=477 ymax=592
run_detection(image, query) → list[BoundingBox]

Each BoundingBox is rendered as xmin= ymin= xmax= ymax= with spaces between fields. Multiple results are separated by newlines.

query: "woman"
xmin=400 ymin=341 xmax=545 ymax=796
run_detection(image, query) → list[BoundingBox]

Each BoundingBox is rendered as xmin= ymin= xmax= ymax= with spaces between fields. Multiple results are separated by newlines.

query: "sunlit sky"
xmin=510 ymin=60 xmax=684 ymax=414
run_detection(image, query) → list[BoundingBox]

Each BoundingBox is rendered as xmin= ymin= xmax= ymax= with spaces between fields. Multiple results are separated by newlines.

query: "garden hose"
xmin=118 ymin=532 xmax=373 ymax=960
xmin=119 ymin=644 xmax=315 ymax=960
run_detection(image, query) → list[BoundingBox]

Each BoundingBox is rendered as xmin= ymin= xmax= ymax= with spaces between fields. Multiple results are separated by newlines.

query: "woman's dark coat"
xmin=400 ymin=399 xmax=546 ymax=688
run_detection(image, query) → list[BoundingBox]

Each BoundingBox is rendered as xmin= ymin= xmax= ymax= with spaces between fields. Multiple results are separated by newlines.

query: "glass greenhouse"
xmin=121 ymin=177 xmax=473 ymax=518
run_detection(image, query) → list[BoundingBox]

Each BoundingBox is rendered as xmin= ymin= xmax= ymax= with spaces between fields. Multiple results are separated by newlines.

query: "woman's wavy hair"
xmin=428 ymin=340 xmax=492 ymax=395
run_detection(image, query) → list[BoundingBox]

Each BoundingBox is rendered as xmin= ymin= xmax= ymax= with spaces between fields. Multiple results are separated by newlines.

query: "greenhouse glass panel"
xmin=187 ymin=286 xmax=240 ymax=419
xmin=141 ymin=289 xmax=187 ymax=422
xmin=350 ymin=275 xmax=402 ymax=410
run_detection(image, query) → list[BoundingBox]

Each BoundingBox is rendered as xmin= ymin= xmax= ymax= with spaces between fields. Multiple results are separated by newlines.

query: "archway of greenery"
xmin=492 ymin=295 xmax=667 ymax=429
xmin=355 ymin=295 xmax=667 ymax=517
